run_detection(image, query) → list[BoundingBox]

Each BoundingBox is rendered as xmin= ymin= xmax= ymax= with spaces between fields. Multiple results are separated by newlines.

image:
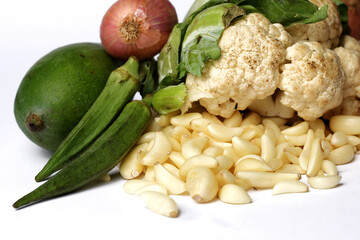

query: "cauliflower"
xmin=278 ymin=41 xmax=345 ymax=121
xmin=335 ymin=36 xmax=360 ymax=98
xmin=342 ymin=34 xmax=360 ymax=52
xmin=248 ymin=92 xmax=295 ymax=119
xmin=285 ymin=0 xmax=343 ymax=49
xmin=331 ymin=97 xmax=360 ymax=116
xmin=329 ymin=35 xmax=360 ymax=115
xmin=181 ymin=13 xmax=293 ymax=118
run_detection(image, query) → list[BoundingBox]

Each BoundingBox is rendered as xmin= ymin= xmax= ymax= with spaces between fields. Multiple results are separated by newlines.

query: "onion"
xmin=100 ymin=0 xmax=178 ymax=61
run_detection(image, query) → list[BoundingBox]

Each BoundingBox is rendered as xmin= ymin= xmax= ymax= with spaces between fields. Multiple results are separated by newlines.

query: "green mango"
xmin=14 ymin=43 xmax=119 ymax=152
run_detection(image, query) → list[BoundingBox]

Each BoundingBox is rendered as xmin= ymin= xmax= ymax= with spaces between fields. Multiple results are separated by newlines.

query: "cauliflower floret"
xmin=331 ymin=35 xmax=360 ymax=115
xmin=335 ymin=36 xmax=360 ymax=98
xmin=248 ymin=92 xmax=295 ymax=119
xmin=285 ymin=0 xmax=342 ymax=49
xmin=336 ymin=97 xmax=360 ymax=115
xmin=182 ymin=13 xmax=293 ymax=118
xmin=278 ymin=41 xmax=345 ymax=121
xmin=342 ymin=34 xmax=360 ymax=52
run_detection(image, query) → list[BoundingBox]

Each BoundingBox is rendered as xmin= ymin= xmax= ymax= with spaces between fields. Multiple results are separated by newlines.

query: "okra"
xmin=13 ymin=100 xmax=151 ymax=209
xmin=35 ymin=57 xmax=140 ymax=182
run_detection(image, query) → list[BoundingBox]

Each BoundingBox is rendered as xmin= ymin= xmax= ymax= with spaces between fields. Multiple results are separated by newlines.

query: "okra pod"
xmin=13 ymin=100 xmax=151 ymax=209
xmin=35 ymin=57 xmax=140 ymax=182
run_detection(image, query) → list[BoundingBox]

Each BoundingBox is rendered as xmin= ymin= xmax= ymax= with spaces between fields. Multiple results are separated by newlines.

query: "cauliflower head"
xmin=278 ymin=41 xmax=345 ymax=121
xmin=285 ymin=0 xmax=343 ymax=49
xmin=182 ymin=13 xmax=293 ymax=118
xmin=331 ymin=35 xmax=360 ymax=115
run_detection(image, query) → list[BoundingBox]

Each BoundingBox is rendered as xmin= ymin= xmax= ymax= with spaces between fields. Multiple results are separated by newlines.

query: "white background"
xmin=1 ymin=0 xmax=360 ymax=239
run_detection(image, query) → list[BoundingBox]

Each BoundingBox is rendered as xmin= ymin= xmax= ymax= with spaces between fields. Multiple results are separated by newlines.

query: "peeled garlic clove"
xmin=281 ymin=122 xmax=309 ymax=136
xmin=142 ymin=131 xmax=171 ymax=166
xmin=207 ymin=123 xmax=243 ymax=142
xmin=347 ymin=135 xmax=360 ymax=147
xmin=203 ymin=146 xmax=223 ymax=158
xmin=212 ymin=155 xmax=233 ymax=174
xmin=186 ymin=166 xmax=218 ymax=203
xmin=216 ymin=169 xmax=237 ymax=187
xmin=218 ymin=184 xmax=252 ymax=204
xmin=232 ymin=136 xmax=260 ymax=157
xmin=138 ymin=191 xmax=178 ymax=218
xmin=123 ymin=179 xmax=154 ymax=195
xmin=327 ymin=144 xmax=355 ymax=165
xmin=170 ymin=112 xmax=202 ymax=128
xmin=155 ymin=111 xmax=180 ymax=127
xmin=179 ymin=154 xmax=218 ymax=178
xmin=163 ymin=162 xmax=181 ymax=178
xmin=119 ymin=143 xmax=147 ymax=179
xmin=154 ymin=163 xmax=186 ymax=195
xmin=321 ymin=160 xmax=338 ymax=176
xmin=307 ymin=175 xmax=342 ymax=189
xmin=331 ymin=131 xmax=348 ymax=148
xmin=329 ymin=115 xmax=360 ymax=135
xmin=223 ymin=111 xmax=242 ymax=127
xmin=283 ymin=134 xmax=307 ymax=147
xmin=275 ymin=164 xmax=306 ymax=174
xmin=189 ymin=118 xmax=212 ymax=135
xmin=236 ymin=171 xmax=300 ymax=189
xmin=168 ymin=151 xmax=186 ymax=168
xmin=272 ymin=179 xmax=308 ymax=195
xmin=181 ymin=136 xmax=208 ymax=159
xmin=234 ymin=157 xmax=272 ymax=173
xmin=261 ymin=134 xmax=276 ymax=164
xmin=171 ymin=125 xmax=191 ymax=142
xmin=137 ymin=132 xmax=155 ymax=144
xmin=134 ymin=183 xmax=168 ymax=195
xmin=306 ymin=138 xmax=324 ymax=177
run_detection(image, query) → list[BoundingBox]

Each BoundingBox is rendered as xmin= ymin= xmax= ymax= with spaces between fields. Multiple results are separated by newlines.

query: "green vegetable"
xmin=243 ymin=0 xmax=328 ymax=26
xmin=14 ymin=43 xmax=119 ymax=151
xmin=185 ymin=0 xmax=329 ymax=26
xmin=151 ymin=83 xmax=187 ymax=114
xmin=13 ymin=100 xmax=151 ymax=209
xmin=35 ymin=57 xmax=140 ymax=182
xmin=184 ymin=0 xmax=246 ymax=20
xmin=157 ymin=24 xmax=183 ymax=87
xmin=139 ymin=59 xmax=159 ymax=97
xmin=178 ymin=3 xmax=245 ymax=77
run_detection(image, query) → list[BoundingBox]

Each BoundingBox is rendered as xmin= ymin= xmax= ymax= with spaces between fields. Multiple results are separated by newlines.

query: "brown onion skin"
xmin=100 ymin=0 xmax=178 ymax=61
